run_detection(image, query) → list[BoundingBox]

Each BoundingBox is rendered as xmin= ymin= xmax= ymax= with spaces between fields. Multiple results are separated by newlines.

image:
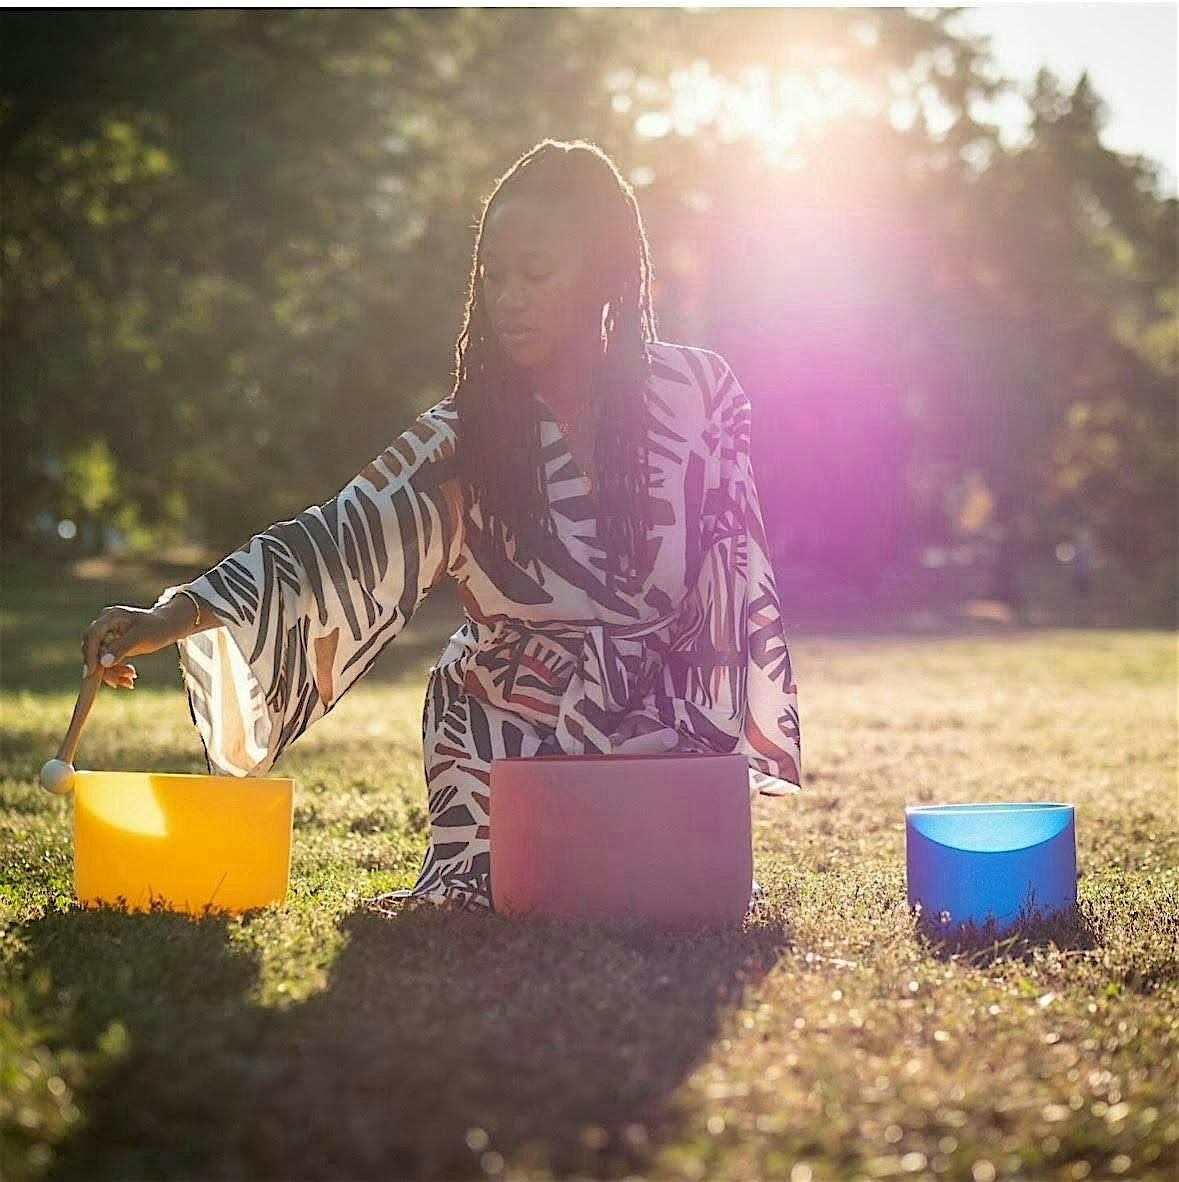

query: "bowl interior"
xmin=906 ymin=802 xmax=1074 ymax=852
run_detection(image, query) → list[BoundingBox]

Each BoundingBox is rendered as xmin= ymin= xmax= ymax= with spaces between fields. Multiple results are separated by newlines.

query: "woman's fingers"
xmin=82 ymin=658 xmax=133 ymax=678
xmin=95 ymin=661 xmax=137 ymax=688
xmin=82 ymin=610 xmax=126 ymax=676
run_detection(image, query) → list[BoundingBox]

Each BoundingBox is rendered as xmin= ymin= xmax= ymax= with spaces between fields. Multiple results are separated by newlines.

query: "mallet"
xmin=39 ymin=657 xmax=110 ymax=795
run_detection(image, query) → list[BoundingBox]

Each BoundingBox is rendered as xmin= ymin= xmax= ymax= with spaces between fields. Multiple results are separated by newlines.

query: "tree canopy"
xmin=3 ymin=8 xmax=1174 ymax=572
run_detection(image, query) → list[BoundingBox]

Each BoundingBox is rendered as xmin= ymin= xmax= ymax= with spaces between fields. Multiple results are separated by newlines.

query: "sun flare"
xmin=648 ymin=61 xmax=871 ymax=164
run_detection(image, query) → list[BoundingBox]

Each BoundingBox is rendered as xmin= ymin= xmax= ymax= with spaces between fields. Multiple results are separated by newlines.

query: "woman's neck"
xmin=531 ymin=333 xmax=600 ymax=425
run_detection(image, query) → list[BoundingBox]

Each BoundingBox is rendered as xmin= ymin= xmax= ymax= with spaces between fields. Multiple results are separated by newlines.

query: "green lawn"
xmin=1 ymin=553 xmax=1176 ymax=1181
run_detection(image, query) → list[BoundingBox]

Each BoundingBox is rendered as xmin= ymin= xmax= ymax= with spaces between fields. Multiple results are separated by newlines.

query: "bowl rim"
xmin=905 ymin=802 xmax=1074 ymax=814
xmin=73 ymin=769 xmax=295 ymax=786
xmin=492 ymin=751 xmax=748 ymax=765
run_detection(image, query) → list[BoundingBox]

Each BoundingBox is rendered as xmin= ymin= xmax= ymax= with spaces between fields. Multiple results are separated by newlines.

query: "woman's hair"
xmin=450 ymin=138 xmax=658 ymax=591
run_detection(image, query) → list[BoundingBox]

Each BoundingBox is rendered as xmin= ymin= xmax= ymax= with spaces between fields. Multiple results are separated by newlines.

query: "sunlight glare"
xmin=663 ymin=60 xmax=874 ymax=165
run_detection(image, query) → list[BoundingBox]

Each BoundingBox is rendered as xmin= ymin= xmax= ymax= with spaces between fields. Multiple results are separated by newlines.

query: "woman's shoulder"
xmin=419 ymin=392 xmax=460 ymax=431
xmin=646 ymin=339 xmax=739 ymax=418
xmin=396 ymin=394 xmax=460 ymax=452
xmin=363 ymin=396 xmax=460 ymax=491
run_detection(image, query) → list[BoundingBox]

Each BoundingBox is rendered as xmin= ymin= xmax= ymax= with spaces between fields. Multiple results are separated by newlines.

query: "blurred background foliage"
xmin=2 ymin=7 xmax=1175 ymax=591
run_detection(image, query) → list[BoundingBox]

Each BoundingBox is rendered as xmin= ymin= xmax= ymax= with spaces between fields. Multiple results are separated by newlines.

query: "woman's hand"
xmin=80 ymin=604 xmax=183 ymax=689
xmin=610 ymin=712 xmax=679 ymax=755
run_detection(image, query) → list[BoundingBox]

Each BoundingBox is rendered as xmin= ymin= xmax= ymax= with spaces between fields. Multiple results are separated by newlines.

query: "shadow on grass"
xmin=13 ymin=902 xmax=791 ymax=1181
xmin=910 ymin=902 xmax=1100 ymax=968
xmin=910 ymin=900 xmax=1179 ymax=997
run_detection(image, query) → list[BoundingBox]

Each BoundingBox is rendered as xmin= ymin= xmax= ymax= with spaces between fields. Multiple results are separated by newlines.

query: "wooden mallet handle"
xmin=40 ymin=664 xmax=105 ymax=794
xmin=57 ymin=664 xmax=105 ymax=765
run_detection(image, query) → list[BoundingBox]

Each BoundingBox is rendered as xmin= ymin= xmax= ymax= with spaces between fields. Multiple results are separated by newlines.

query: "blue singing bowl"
xmin=906 ymin=803 xmax=1077 ymax=931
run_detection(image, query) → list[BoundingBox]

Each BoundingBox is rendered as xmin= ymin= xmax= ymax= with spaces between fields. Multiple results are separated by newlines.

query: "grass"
xmin=1 ymin=550 xmax=1176 ymax=1181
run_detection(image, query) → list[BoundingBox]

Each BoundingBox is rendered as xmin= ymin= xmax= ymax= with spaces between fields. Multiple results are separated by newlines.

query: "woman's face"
xmin=480 ymin=195 xmax=603 ymax=369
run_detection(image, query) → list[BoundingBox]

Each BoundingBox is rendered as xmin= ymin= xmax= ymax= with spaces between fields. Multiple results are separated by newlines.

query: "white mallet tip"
xmin=40 ymin=759 xmax=75 ymax=795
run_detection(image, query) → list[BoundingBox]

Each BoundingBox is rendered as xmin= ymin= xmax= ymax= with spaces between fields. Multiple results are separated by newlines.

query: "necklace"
xmin=553 ymin=397 xmax=601 ymax=438
xmin=554 ymin=411 xmax=599 ymax=491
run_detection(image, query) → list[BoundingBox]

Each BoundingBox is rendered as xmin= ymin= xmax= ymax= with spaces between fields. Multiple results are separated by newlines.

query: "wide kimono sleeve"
xmin=659 ymin=353 xmax=803 ymax=797
xmin=153 ymin=396 xmax=464 ymax=778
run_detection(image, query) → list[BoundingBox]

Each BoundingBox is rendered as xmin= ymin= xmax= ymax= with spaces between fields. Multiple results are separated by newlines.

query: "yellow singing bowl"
xmin=72 ymin=770 xmax=294 ymax=916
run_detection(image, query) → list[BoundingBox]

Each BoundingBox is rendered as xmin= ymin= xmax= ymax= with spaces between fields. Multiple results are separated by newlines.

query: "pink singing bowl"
xmin=489 ymin=752 xmax=752 ymax=925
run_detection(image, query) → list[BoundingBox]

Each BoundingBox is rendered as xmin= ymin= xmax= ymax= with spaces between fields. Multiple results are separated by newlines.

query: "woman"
xmin=80 ymin=138 xmax=803 ymax=915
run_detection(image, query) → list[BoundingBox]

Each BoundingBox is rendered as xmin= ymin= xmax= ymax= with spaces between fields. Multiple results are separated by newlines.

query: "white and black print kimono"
xmin=156 ymin=340 xmax=803 ymax=912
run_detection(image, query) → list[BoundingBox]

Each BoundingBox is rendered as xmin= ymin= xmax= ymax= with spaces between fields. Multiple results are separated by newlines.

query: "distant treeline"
xmin=3 ymin=8 xmax=1174 ymax=579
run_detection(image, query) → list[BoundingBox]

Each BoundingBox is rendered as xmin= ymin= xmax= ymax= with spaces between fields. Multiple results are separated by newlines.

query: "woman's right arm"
xmin=168 ymin=395 xmax=465 ymax=777
xmin=90 ymin=395 xmax=465 ymax=776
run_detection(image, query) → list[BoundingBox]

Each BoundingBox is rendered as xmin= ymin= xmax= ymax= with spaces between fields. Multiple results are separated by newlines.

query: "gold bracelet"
xmin=175 ymin=588 xmax=203 ymax=630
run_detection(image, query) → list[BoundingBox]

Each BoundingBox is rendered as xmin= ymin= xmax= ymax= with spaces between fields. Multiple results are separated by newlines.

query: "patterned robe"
xmin=155 ymin=339 xmax=802 ymax=912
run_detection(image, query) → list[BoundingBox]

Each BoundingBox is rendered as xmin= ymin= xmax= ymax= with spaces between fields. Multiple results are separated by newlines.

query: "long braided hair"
xmin=450 ymin=139 xmax=659 ymax=592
